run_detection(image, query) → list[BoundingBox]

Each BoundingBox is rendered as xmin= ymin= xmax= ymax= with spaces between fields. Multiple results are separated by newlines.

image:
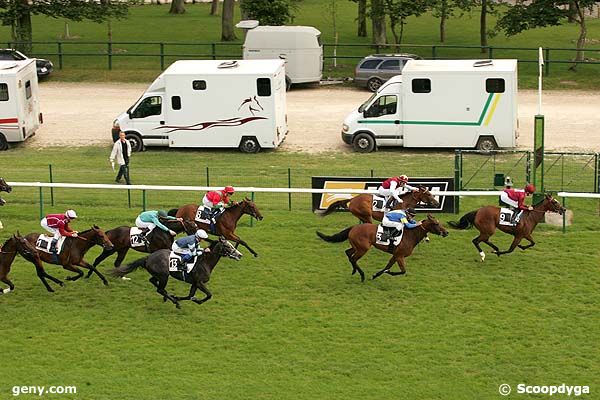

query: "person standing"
xmin=110 ymin=131 xmax=132 ymax=185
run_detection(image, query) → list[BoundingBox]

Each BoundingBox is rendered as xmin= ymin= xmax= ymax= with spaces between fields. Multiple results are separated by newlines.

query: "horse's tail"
xmin=318 ymin=199 xmax=351 ymax=217
xmin=316 ymin=227 xmax=352 ymax=243
xmin=167 ymin=208 xmax=179 ymax=217
xmin=111 ymin=256 xmax=148 ymax=277
xmin=448 ymin=210 xmax=477 ymax=230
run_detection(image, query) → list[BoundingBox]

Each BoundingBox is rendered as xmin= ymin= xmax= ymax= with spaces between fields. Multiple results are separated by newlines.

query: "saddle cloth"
xmin=129 ymin=227 xmax=146 ymax=248
xmin=372 ymin=195 xmax=399 ymax=212
xmin=499 ymin=208 xmax=522 ymax=226
xmin=195 ymin=206 xmax=224 ymax=224
xmin=375 ymin=225 xmax=404 ymax=246
xmin=168 ymin=251 xmax=196 ymax=274
xmin=35 ymin=235 xmax=66 ymax=254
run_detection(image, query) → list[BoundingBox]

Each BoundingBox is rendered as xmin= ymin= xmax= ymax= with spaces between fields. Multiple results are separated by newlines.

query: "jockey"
xmin=380 ymin=207 xmax=420 ymax=242
xmin=500 ymin=183 xmax=535 ymax=225
xmin=171 ymin=229 xmax=209 ymax=269
xmin=202 ymin=186 xmax=235 ymax=221
xmin=378 ymin=175 xmax=417 ymax=209
xmin=40 ymin=209 xmax=78 ymax=253
xmin=135 ymin=210 xmax=181 ymax=237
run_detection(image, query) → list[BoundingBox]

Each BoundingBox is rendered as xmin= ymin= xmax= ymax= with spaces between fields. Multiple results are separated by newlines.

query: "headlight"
xmin=113 ymin=119 xmax=120 ymax=129
xmin=342 ymin=124 xmax=349 ymax=132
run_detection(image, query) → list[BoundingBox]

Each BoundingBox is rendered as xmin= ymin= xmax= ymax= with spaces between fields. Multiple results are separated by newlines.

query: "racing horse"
xmin=89 ymin=218 xmax=197 ymax=276
xmin=112 ymin=237 xmax=242 ymax=308
xmin=320 ymin=186 xmax=440 ymax=223
xmin=24 ymin=226 xmax=114 ymax=286
xmin=169 ymin=197 xmax=263 ymax=257
xmin=448 ymin=194 xmax=566 ymax=262
xmin=0 ymin=233 xmax=63 ymax=293
xmin=316 ymin=214 xmax=449 ymax=282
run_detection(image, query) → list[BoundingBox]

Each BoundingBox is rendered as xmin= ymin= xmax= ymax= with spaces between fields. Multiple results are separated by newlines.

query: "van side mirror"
xmin=127 ymin=110 xmax=132 ymax=119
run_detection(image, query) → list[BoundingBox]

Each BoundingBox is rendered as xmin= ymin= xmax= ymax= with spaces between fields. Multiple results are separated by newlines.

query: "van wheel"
xmin=125 ymin=133 xmax=143 ymax=152
xmin=285 ymin=76 xmax=292 ymax=91
xmin=476 ymin=136 xmax=498 ymax=153
xmin=239 ymin=137 xmax=261 ymax=153
xmin=0 ymin=133 xmax=8 ymax=151
xmin=367 ymin=78 xmax=383 ymax=92
xmin=353 ymin=133 xmax=375 ymax=153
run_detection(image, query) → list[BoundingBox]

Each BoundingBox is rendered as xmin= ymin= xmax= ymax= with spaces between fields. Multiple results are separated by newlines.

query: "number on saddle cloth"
xmin=372 ymin=195 xmax=386 ymax=212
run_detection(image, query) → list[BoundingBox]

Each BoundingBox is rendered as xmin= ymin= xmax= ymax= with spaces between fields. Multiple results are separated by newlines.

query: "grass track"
xmin=0 ymin=148 xmax=599 ymax=399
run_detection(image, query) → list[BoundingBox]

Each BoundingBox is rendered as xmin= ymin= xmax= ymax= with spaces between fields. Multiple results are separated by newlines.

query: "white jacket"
xmin=110 ymin=139 xmax=132 ymax=165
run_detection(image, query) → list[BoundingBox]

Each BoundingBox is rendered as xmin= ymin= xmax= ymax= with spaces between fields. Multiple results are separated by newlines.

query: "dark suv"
xmin=0 ymin=49 xmax=53 ymax=79
xmin=354 ymin=53 xmax=422 ymax=92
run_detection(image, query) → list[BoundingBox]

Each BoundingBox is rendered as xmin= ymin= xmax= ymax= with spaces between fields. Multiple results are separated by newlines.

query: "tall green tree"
xmin=210 ymin=0 xmax=219 ymax=16
xmin=384 ymin=0 xmax=431 ymax=47
xmin=221 ymin=0 xmax=236 ymax=41
xmin=169 ymin=0 xmax=185 ymax=14
xmin=371 ymin=0 xmax=387 ymax=45
xmin=349 ymin=0 xmax=368 ymax=37
xmin=431 ymin=0 xmax=472 ymax=43
xmin=0 ymin=0 xmax=129 ymax=52
xmin=497 ymin=0 xmax=597 ymax=69
xmin=240 ymin=0 xmax=298 ymax=26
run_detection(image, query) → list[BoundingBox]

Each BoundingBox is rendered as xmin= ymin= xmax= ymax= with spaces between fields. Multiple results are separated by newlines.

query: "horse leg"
xmin=78 ymin=260 xmax=108 ymax=286
xmin=175 ymin=283 xmax=198 ymax=302
xmin=348 ymin=250 xmax=367 ymax=282
xmin=386 ymin=257 xmax=407 ymax=276
xmin=149 ymin=276 xmax=168 ymax=303
xmin=472 ymin=235 xmax=488 ymax=262
xmin=496 ymin=236 xmax=524 ymax=256
xmin=483 ymin=240 xmax=500 ymax=253
xmin=191 ymin=282 xmax=212 ymax=305
xmin=155 ymin=275 xmax=180 ymax=308
xmin=372 ymin=255 xmax=397 ymax=280
xmin=518 ymin=234 xmax=536 ymax=250
xmin=88 ymin=248 xmax=117 ymax=278
xmin=0 ymin=277 xmax=14 ymax=294
xmin=228 ymin=233 xmax=258 ymax=257
xmin=32 ymin=262 xmax=64 ymax=292
xmin=63 ymin=265 xmax=84 ymax=281
xmin=344 ymin=248 xmax=358 ymax=275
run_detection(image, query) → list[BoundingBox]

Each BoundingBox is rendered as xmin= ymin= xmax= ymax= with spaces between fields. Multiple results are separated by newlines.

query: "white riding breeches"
xmin=500 ymin=192 xmax=518 ymax=208
xmin=135 ymin=217 xmax=156 ymax=232
xmin=41 ymin=218 xmax=62 ymax=239
xmin=378 ymin=187 xmax=402 ymax=202
xmin=382 ymin=215 xmax=404 ymax=231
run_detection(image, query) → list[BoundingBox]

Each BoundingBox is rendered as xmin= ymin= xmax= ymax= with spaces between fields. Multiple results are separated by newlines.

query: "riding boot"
xmin=510 ymin=209 xmax=519 ymax=226
xmin=385 ymin=197 xmax=394 ymax=210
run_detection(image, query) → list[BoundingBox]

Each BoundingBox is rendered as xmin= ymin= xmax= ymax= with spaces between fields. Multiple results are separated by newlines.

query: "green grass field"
xmin=0 ymin=147 xmax=598 ymax=399
xmin=1 ymin=1 xmax=600 ymax=88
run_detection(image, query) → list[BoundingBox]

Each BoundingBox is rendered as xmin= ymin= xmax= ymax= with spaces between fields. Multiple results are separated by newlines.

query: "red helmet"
xmin=524 ymin=184 xmax=535 ymax=194
xmin=223 ymin=186 xmax=235 ymax=194
xmin=398 ymin=175 xmax=409 ymax=184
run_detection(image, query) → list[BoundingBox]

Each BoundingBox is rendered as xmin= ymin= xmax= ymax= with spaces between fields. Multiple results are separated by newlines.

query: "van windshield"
xmin=358 ymin=93 xmax=377 ymax=113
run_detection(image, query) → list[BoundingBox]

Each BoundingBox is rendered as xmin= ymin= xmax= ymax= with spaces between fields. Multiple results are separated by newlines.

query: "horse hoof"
xmin=121 ymin=277 xmax=131 ymax=281
xmin=2 ymin=288 xmax=11 ymax=294
xmin=253 ymin=254 xmax=258 ymax=258
xmin=175 ymin=303 xmax=181 ymax=309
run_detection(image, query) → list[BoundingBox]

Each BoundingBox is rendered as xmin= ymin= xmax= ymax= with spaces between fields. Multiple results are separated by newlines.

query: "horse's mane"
xmin=532 ymin=195 xmax=550 ymax=207
xmin=1 ymin=236 xmax=12 ymax=248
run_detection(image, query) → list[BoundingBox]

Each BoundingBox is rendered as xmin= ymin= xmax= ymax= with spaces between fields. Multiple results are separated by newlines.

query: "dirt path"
xmin=26 ymin=82 xmax=600 ymax=153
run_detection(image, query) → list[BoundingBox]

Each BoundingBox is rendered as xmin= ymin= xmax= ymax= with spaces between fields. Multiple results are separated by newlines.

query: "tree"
xmin=221 ymin=0 xmax=236 ymax=41
xmin=497 ymin=0 xmax=597 ymax=69
xmin=349 ymin=0 xmax=368 ymax=37
xmin=210 ymin=0 xmax=219 ymax=16
xmin=430 ymin=0 xmax=472 ymax=43
xmin=384 ymin=0 xmax=431 ymax=47
xmin=0 ymin=0 xmax=129 ymax=52
xmin=371 ymin=0 xmax=387 ymax=45
xmin=169 ymin=0 xmax=185 ymax=15
xmin=240 ymin=0 xmax=299 ymax=25
xmin=480 ymin=0 xmax=488 ymax=53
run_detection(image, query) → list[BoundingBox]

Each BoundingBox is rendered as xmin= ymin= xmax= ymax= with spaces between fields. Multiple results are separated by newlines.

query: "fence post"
xmin=211 ymin=43 xmax=216 ymax=60
xmin=250 ymin=191 xmax=255 ymax=227
xmin=57 ymin=42 xmax=63 ymax=69
xmin=107 ymin=41 xmax=112 ymax=70
xmin=39 ymin=187 xmax=44 ymax=220
xmin=595 ymin=153 xmax=599 ymax=193
xmin=526 ymin=151 xmax=532 ymax=183
xmin=562 ymin=196 xmax=566 ymax=234
xmin=128 ymin=189 xmax=131 ymax=208
xmin=287 ymin=167 xmax=292 ymax=211
xmin=488 ymin=47 xmax=493 ymax=59
xmin=206 ymin=166 xmax=210 ymax=186
xmin=142 ymin=190 xmax=147 ymax=211
xmin=370 ymin=169 xmax=374 ymax=178
xmin=160 ymin=43 xmax=165 ymax=70
xmin=454 ymin=150 xmax=462 ymax=213
xmin=48 ymin=164 xmax=54 ymax=206
xmin=545 ymin=48 xmax=550 ymax=76
xmin=431 ymin=45 xmax=437 ymax=59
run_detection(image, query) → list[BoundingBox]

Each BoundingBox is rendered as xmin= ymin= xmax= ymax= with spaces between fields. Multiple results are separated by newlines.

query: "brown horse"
xmin=0 ymin=233 xmax=64 ymax=293
xmin=0 ymin=177 xmax=11 ymax=206
xmin=320 ymin=186 xmax=440 ymax=223
xmin=316 ymin=215 xmax=449 ymax=281
xmin=169 ymin=197 xmax=263 ymax=257
xmin=24 ymin=226 xmax=114 ymax=287
xmin=448 ymin=194 xmax=566 ymax=262
xmin=89 ymin=218 xmax=197 ymax=276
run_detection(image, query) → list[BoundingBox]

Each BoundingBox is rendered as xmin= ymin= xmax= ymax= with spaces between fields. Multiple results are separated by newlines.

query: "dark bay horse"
xmin=317 ymin=215 xmax=449 ymax=281
xmin=112 ymin=237 xmax=242 ymax=308
xmin=320 ymin=186 xmax=440 ymax=223
xmin=89 ymin=218 xmax=197 ymax=276
xmin=169 ymin=197 xmax=263 ymax=257
xmin=0 ymin=177 xmax=11 ymax=206
xmin=24 ymin=226 xmax=114 ymax=286
xmin=0 ymin=233 xmax=63 ymax=293
xmin=448 ymin=194 xmax=566 ymax=262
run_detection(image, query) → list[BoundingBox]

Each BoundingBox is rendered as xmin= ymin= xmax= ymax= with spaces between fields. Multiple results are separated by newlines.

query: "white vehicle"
xmin=341 ymin=59 xmax=518 ymax=152
xmin=240 ymin=23 xmax=322 ymax=90
xmin=0 ymin=59 xmax=42 ymax=150
xmin=112 ymin=59 xmax=288 ymax=153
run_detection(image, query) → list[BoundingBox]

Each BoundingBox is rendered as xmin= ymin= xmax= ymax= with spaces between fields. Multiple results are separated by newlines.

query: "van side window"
xmin=366 ymin=95 xmax=397 ymax=117
xmin=257 ymin=78 xmax=271 ymax=96
xmin=486 ymin=78 xmax=505 ymax=93
xmin=0 ymin=83 xmax=8 ymax=101
xmin=192 ymin=80 xmax=206 ymax=90
xmin=171 ymin=96 xmax=181 ymax=110
xmin=131 ymin=96 xmax=162 ymax=119
xmin=25 ymin=80 xmax=31 ymax=99
xmin=412 ymin=79 xmax=431 ymax=93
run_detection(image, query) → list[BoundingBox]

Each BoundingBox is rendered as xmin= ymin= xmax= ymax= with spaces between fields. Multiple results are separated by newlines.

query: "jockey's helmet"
xmin=524 ymin=184 xmax=536 ymax=194
xmin=195 ymin=229 xmax=208 ymax=240
xmin=405 ymin=207 xmax=417 ymax=217
xmin=157 ymin=210 xmax=168 ymax=218
xmin=398 ymin=175 xmax=409 ymax=184
xmin=65 ymin=209 xmax=77 ymax=219
xmin=223 ymin=186 xmax=235 ymax=194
